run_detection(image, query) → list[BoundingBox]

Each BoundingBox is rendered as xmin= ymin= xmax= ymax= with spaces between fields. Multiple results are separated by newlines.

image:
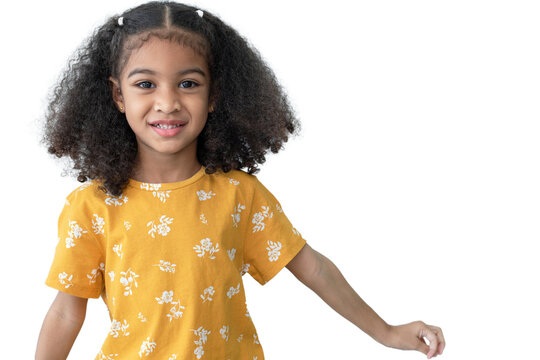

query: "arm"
xmin=35 ymin=291 xmax=88 ymax=360
xmin=286 ymin=244 xmax=445 ymax=358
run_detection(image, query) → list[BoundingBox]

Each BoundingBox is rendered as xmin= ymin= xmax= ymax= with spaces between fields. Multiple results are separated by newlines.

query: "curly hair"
xmin=43 ymin=1 xmax=300 ymax=196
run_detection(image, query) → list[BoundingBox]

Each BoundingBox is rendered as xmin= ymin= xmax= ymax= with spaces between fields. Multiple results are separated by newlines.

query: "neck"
xmin=132 ymin=149 xmax=202 ymax=184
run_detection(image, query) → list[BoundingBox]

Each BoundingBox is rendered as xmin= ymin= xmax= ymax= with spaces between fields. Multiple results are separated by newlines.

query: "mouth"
xmin=148 ymin=120 xmax=187 ymax=137
xmin=148 ymin=120 xmax=187 ymax=129
xmin=151 ymin=123 xmax=185 ymax=129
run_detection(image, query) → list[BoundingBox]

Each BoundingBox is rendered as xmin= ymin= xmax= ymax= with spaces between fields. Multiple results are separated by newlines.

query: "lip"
xmin=148 ymin=119 xmax=187 ymax=126
xmin=149 ymin=119 xmax=187 ymax=137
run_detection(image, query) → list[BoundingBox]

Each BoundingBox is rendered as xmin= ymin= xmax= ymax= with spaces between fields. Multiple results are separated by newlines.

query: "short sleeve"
xmin=243 ymin=178 xmax=307 ymax=286
xmin=45 ymin=191 xmax=105 ymax=298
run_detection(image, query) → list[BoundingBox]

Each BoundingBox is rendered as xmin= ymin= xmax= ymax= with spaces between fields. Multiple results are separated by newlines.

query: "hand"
xmin=383 ymin=321 xmax=445 ymax=359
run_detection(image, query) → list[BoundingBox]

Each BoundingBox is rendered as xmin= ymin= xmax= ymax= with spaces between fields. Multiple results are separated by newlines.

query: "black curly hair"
xmin=43 ymin=1 xmax=300 ymax=196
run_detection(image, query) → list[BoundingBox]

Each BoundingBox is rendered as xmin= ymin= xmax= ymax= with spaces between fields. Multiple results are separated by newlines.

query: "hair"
xmin=43 ymin=1 xmax=300 ymax=196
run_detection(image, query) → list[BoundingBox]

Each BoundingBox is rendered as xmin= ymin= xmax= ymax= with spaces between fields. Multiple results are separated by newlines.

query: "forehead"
xmin=118 ymin=29 xmax=211 ymax=77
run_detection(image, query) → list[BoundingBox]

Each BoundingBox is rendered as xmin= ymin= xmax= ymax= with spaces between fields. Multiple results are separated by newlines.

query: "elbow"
xmin=287 ymin=243 xmax=323 ymax=286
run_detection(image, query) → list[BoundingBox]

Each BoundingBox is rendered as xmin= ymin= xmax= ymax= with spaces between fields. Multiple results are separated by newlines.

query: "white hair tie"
xmin=118 ymin=16 xmax=124 ymax=26
xmin=196 ymin=10 xmax=204 ymax=18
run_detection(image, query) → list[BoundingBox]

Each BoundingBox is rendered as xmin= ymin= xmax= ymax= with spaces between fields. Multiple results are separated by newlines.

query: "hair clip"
xmin=118 ymin=16 xmax=124 ymax=26
xmin=196 ymin=10 xmax=204 ymax=18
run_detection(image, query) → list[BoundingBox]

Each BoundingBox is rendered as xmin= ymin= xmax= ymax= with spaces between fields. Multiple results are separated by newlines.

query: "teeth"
xmin=154 ymin=124 xmax=183 ymax=129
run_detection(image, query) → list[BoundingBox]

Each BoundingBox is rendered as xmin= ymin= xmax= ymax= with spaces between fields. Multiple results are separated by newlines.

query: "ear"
xmin=109 ymin=76 xmax=124 ymax=112
xmin=208 ymin=89 xmax=218 ymax=113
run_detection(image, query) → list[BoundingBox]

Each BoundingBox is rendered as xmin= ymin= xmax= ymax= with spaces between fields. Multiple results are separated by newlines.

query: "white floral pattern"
xmin=194 ymin=238 xmax=220 ymax=259
xmin=76 ymin=182 xmax=93 ymax=192
xmin=200 ymin=213 xmax=208 ymax=224
xmin=197 ymin=190 xmax=215 ymax=201
xmin=48 ymin=173 xmax=304 ymax=359
xmin=200 ymin=286 xmax=215 ymax=303
xmin=147 ymin=215 xmax=174 ymax=238
xmin=141 ymin=183 xmax=172 ymax=203
xmin=87 ymin=262 xmax=105 ymax=284
xmin=139 ymin=336 xmax=156 ymax=357
xmin=92 ymin=214 xmax=105 ymax=235
xmin=154 ymin=290 xmax=186 ymax=321
xmin=240 ymin=263 xmax=250 ymax=276
xmin=110 ymin=319 xmax=130 ymax=337
xmin=266 ymin=241 xmax=282 ymax=262
xmin=219 ymin=325 xmax=229 ymax=341
xmin=120 ymin=268 xmax=139 ymax=296
xmin=167 ymin=298 xmax=186 ymax=322
xmin=155 ymin=290 xmax=174 ymax=304
xmin=65 ymin=220 xmax=87 ymax=248
xmin=191 ymin=326 xmax=211 ymax=359
xmin=124 ymin=221 xmax=132 ymax=230
xmin=65 ymin=237 xmax=75 ymax=248
xmin=154 ymin=190 xmax=171 ymax=203
xmin=105 ymin=194 xmax=128 ymax=206
xmin=153 ymin=260 xmax=176 ymax=273
xmin=58 ymin=272 xmax=73 ymax=288
xmin=251 ymin=206 xmax=273 ymax=232
xmin=140 ymin=183 xmax=161 ymax=191
xmin=244 ymin=301 xmax=251 ymax=318
xmin=231 ymin=203 xmax=246 ymax=227
xmin=113 ymin=244 xmax=123 ymax=259
xmin=138 ymin=312 xmax=147 ymax=322
xmin=226 ymin=283 xmax=240 ymax=299
xmin=97 ymin=351 xmax=118 ymax=360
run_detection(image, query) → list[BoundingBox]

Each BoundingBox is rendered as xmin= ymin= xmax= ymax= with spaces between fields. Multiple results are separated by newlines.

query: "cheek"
xmin=188 ymin=97 xmax=210 ymax=120
xmin=124 ymin=100 xmax=150 ymax=124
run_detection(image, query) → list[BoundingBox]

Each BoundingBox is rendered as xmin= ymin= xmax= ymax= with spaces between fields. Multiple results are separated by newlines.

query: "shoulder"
xmin=207 ymin=168 xmax=260 ymax=190
xmin=63 ymin=181 xmax=109 ymax=212
xmin=203 ymin=168 xmax=266 ymax=207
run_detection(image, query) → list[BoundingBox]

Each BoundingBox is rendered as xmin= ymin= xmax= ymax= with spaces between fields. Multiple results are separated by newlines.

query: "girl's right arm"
xmin=35 ymin=291 xmax=88 ymax=360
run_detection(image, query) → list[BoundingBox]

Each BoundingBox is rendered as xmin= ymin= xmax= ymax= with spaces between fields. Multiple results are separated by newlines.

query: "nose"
xmin=154 ymin=86 xmax=181 ymax=113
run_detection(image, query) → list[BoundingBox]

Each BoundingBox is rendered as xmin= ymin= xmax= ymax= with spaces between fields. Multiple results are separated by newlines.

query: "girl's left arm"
xmin=286 ymin=244 xmax=446 ymax=359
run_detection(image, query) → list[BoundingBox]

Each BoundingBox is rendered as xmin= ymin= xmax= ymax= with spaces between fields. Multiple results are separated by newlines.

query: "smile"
xmin=152 ymin=124 xmax=184 ymax=129
xmin=150 ymin=122 xmax=186 ymax=137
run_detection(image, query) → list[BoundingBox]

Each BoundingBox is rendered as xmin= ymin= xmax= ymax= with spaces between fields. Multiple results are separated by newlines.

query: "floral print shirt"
xmin=45 ymin=166 xmax=307 ymax=359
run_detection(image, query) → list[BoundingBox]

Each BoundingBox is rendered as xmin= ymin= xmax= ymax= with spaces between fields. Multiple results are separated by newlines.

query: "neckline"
xmin=127 ymin=165 xmax=207 ymax=191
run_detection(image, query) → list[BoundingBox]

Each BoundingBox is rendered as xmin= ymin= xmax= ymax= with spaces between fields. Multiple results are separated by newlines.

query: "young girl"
xmin=36 ymin=2 xmax=445 ymax=359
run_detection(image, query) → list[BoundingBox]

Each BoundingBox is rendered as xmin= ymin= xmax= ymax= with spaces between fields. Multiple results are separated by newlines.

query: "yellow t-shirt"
xmin=45 ymin=166 xmax=307 ymax=359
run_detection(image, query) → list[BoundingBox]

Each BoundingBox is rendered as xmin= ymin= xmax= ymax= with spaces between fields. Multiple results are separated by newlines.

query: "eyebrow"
xmin=127 ymin=67 xmax=207 ymax=78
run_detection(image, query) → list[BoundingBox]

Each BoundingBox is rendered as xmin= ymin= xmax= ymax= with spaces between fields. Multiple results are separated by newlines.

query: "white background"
xmin=1 ymin=0 xmax=539 ymax=359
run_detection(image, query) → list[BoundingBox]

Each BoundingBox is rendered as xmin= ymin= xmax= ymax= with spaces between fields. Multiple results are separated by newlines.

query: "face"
xmin=110 ymin=36 xmax=212 ymax=164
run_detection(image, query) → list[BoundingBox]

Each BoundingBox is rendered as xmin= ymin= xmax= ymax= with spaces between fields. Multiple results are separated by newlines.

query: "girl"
xmin=36 ymin=2 xmax=445 ymax=359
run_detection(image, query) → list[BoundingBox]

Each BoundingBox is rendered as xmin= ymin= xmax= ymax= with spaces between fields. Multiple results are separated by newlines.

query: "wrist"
xmin=358 ymin=319 xmax=391 ymax=346
xmin=377 ymin=323 xmax=398 ymax=348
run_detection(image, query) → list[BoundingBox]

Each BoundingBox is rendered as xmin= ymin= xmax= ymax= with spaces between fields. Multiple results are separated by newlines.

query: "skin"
xmin=110 ymin=35 xmax=214 ymax=184
xmin=36 ymin=33 xmax=445 ymax=359
xmin=36 ymin=291 xmax=87 ymax=359
xmin=286 ymin=244 xmax=446 ymax=358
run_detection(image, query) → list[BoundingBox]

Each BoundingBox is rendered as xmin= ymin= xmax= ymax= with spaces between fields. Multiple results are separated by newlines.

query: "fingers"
xmin=389 ymin=321 xmax=445 ymax=358
xmin=420 ymin=324 xmax=446 ymax=359
xmin=415 ymin=336 xmax=430 ymax=356
xmin=430 ymin=326 xmax=446 ymax=355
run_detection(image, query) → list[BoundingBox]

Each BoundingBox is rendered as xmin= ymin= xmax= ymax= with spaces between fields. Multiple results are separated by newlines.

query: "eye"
xmin=179 ymin=80 xmax=198 ymax=89
xmin=136 ymin=81 xmax=154 ymax=89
